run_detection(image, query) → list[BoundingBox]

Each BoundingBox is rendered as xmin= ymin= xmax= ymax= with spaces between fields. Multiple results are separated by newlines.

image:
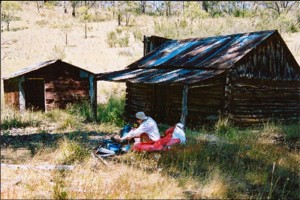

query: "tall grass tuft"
xmin=1 ymin=106 xmax=42 ymax=130
xmin=66 ymin=100 xmax=94 ymax=122
xmin=45 ymin=109 xmax=83 ymax=131
xmin=214 ymin=117 xmax=237 ymax=138
xmin=56 ymin=138 xmax=90 ymax=165
xmin=97 ymin=94 xmax=125 ymax=126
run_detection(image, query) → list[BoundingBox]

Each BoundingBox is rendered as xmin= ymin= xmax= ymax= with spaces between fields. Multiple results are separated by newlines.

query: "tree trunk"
xmin=141 ymin=1 xmax=146 ymax=14
xmin=64 ymin=1 xmax=67 ymax=13
xmin=7 ymin=22 xmax=10 ymax=31
xmin=85 ymin=22 xmax=87 ymax=39
xmin=65 ymin=32 xmax=68 ymax=46
xmin=72 ymin=6 xmax=75 ymax=17
xmin=118 ymin=14 xmax=121 ymax=26
xmin=36 ymin=1 xmax=40 ymax=13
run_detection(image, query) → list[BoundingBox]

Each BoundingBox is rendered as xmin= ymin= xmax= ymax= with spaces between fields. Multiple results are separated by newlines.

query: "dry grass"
xmin=1 ymin=156 xmax=185 ymax=199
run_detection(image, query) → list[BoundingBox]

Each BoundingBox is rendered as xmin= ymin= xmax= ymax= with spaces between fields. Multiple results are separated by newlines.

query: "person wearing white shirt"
xmin=120 ymin=111 xmax=160 ymax=142
xmin=171 ymin=122 xmax=186 ymax=144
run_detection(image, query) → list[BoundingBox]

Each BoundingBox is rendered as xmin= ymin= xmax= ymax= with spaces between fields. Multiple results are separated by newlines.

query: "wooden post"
xmin=89 ymin=75 xmax=97 ymax=121
xmin=19 ymin=76 xmax=25 ymax=112
xmin=180 ymin=85 xmax=188 ymax=125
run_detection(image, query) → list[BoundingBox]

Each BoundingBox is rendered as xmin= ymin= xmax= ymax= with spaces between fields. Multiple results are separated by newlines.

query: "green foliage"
xmin=97 ymin=95 xmax=125 ymax=126
xmin=67 ymin=100 xmax=94 ymax=122
xmin=53 ymin=174 xmax=68 ymax=200
xmin=215 ymin=117 xmax=237 ymax=137
xmin=133 ymin=28 xmax=143 ymax=41
xmin=45 ymin=108 xmax=83 ymax=130
xmin=58 ymin=138 xmax=89 ymax=165
xmin=35 ymin=19 xmax=48 ymax=27
xmin=1 ymin=107 xmax=41 ymax=130
xmin=277 ymin=14 xmax=299 ymax=33
xmin=184 ymin=2 xmax=209 ymax=21
xmin=78 ymin=6 xmax=92 ymax=22
xmin=106 ymin=30 xmax=130 ymax=48
xmin=44 ymin=1 xmax=55 ymax=10
xmin=106 ymin=31 xmax=118 ymax=47
xmin=1 ymin=1 xmax=22 ymax=31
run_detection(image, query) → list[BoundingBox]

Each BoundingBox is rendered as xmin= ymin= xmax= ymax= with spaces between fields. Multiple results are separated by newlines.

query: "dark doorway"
xmin=24 ymin=79 xmax=45 ymax=111
xmin=153 ymin=85 xmax=166 ymax=123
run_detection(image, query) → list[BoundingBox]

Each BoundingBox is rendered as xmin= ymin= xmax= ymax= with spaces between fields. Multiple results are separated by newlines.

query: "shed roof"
xmin=3 ymin=59 xmax=94 ymax=80
xmin=96 ymin=30 xmax=278 ymax=84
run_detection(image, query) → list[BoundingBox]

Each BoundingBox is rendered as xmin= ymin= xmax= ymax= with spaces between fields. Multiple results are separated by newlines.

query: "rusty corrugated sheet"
xmin=97 ymin=30 xmax=277 ymax=84
xmin=97 ymin=68 xmax=225 ymax=84
xmin=128 ymin=30 xmax=276 ymax=70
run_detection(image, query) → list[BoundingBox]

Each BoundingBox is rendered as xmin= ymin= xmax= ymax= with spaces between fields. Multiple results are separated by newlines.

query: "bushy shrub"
xmin=57 ymin=138 xmax=90 ymax=165
xmin=106 ymin=31 xmax=118 ymax=47
xmin=66 ymin=100 xmax=93 ymax=122
xmin=106 ymin=30 xmax=129 ymax=48
xmin=1 ymin=106 xmax=42 ymax=130
xmin=215 ymin=117 xmax=236 ymax=136
xmin=97 ymin=94 xmax=125 ymax=126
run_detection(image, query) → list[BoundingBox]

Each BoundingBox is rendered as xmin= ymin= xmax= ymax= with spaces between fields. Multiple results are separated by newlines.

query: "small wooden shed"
xmin=96 ymin=30 xmax=300 ymax=126
xmin=3 ymin=59 xmax=97 ymax=113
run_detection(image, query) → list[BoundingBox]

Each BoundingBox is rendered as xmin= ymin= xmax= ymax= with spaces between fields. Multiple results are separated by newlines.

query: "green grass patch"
xmin=97 ymin=95 xmax=125 ymax=126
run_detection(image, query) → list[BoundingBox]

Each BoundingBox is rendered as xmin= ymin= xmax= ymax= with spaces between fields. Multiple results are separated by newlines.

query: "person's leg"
xmin=166 ymin=138 xmax=180 ymax=146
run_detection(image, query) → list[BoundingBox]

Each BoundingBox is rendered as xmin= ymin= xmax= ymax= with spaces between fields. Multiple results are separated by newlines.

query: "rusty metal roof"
xmin=3 ymin=59 xmax=94 ymax=80
xmin=97 ymin=30 xmax=277 ymax=84
xmin=97 ymin=68 xmax=225 ymax=84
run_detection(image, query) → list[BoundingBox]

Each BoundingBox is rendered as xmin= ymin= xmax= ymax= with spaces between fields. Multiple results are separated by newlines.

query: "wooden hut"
xmin=3 ymin=59 xmax=97 ymax=114
xmin=96 ymin=30 xmax=300 ymax=126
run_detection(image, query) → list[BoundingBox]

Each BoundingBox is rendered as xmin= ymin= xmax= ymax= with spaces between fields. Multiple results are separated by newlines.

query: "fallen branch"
xmin=1 ymin=163 xmax=74 ymax=171
xmin=91 ymin=152 xmax=109 ymax=167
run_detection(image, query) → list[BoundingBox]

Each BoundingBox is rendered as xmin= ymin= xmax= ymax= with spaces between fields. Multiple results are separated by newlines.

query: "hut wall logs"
xmin=124 ymin=82 xmax=153 ymax=121
xmin=4 ymin=78 xmax=20 ymax=108
xmin=41 ymin=65 xmax=90 ymax=110
xmin=125 ymin=83 xmax=183 ymax=125
xmin=10 ymin=63 xmax=91 ymax=111
xmin=187 ymin=76 xmax=226 ymax=125
xmin=164 ymin=85 xmax=183 ymax=125
xmin=230 ymin=34 xmax=300 ymax=124
xmin=234 ymin=33 xmax=300 ymax=81
xmin=228 ymin=78 xmax=300 ymax=124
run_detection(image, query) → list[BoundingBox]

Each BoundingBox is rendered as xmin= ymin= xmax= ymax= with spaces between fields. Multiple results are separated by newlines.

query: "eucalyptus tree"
xmin=1 ymin=1 xmax=22 ymax=31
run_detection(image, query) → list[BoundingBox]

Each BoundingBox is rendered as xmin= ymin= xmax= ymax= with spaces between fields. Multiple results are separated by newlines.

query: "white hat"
xmin=176 ymin=122 xmax=184 ymax=129
xmin=135 ymin=112 xmax=147 ymax=120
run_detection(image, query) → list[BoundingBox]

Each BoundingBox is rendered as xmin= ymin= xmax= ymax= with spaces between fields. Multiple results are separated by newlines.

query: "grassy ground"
xmin=1 ymin=102 xmax=299 ymax=199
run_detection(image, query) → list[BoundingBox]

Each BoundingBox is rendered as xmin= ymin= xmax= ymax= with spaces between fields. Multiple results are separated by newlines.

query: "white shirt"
xmin=172 ymin=125 xmax=186 ymax=144
xmin=121 ymin=117 xmax=160 ymax=141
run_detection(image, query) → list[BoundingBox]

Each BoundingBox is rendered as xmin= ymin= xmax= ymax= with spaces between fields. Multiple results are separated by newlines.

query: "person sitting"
xmin=118 ymin=111 xmax=160 ymax=145
xmin=133 ymin=122 xmax=186 ymax=152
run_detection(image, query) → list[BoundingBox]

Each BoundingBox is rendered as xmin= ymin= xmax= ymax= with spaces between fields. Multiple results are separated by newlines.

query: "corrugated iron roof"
xmin=3 ymin=59 xmax=94 ymax=80
xmin=128 ymin=30 xmax=276 ymax=70
xmin=97 ymin=68 xmax=225 ymax=84
xmin=96 ymin=30 xmax=277 ymax=84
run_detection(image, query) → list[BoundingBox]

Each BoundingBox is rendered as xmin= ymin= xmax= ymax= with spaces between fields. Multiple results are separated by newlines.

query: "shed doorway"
xmin=24 ymin=79 xmax=45 ymax=111
xmin=153 ymin=85 xmax=167 ymax=123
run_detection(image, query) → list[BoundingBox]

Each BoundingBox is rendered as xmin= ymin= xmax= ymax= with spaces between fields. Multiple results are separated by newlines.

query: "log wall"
xmin=4 ymin=78 xmax=19 ymax=109
xmin=4 ymin=62 xmax=91 ymax=111
xmin=187 ymin=76 xmax=225 ymax=125
xmin=228 ymin=78 xmax=300 ymax=124
xmin=124 ymin=82 xmax=153 ymax=122
xmin=229 ymin=33 xmax=300 ymax=125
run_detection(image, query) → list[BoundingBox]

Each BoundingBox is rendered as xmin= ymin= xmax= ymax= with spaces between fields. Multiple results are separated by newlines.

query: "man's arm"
xmin=121 ymin=124 xmax=147 ymax=140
